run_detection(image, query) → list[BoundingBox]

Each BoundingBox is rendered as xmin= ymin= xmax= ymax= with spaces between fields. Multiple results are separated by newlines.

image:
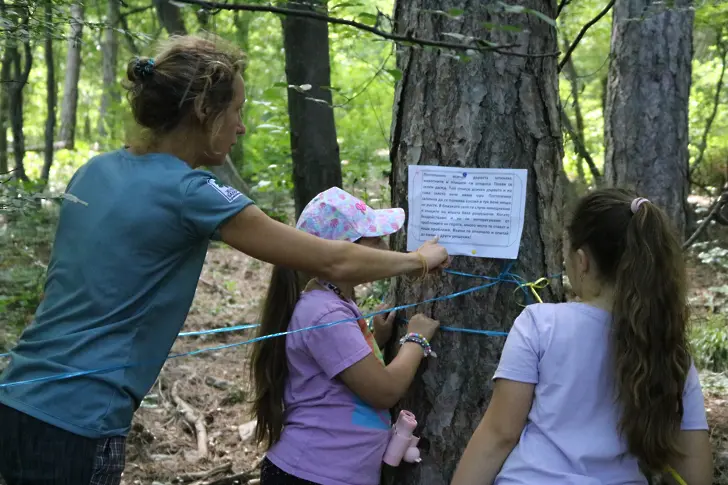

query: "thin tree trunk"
xmin=282 ymin=0 xmax=342 ymax=217
xmin=384 ymin=0 xmax=563 ymax=483
xmin=98 ymin=0 xmax=120 ymax=139
xmin=154 ymin=0 xmax=187 ymax=35
xmin=0 ymin=41 xmax=11 ymax=176
xmin=58 ymin=3 xmax=85 ymax=149
xmin=561 ymin=36 xmax=586 ymax=186
xmin=604 ymin=0 xmax=694 ymax=237
xmin=41 ymin=0 xmax=57 ymax=182
xmin=8 ymin=8 xmax=32 ymax=182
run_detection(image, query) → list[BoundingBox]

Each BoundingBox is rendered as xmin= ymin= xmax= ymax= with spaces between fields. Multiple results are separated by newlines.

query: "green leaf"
xmin=272 ymin=81 xmax=288 ymax=88
xmin=386 ymin=68 xmax=403 ymax=81
xmin=330 ymin=1 xmax=364 ymax=10
xmin=448 ymin=8 xmax=465 ymax=17
xmin=357 ymin=12 xmax=378 ymax=26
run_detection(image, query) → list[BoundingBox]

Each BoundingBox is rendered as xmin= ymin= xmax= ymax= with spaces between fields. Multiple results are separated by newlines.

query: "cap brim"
xmin=361 ymin=208 xmax=405 ymax=238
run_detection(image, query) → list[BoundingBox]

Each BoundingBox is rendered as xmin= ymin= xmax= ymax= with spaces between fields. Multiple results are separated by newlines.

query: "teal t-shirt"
xmin=0 ymin=149 xmax=253 ymax=438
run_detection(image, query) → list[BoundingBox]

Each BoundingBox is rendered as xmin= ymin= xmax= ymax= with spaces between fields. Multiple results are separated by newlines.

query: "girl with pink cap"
xmin=251 ymin=187 xmax=441 ymax=485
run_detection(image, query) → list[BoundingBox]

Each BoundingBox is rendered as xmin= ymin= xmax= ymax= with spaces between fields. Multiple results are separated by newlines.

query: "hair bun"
xmin=126 ymin=57 xmax=155 ymax=83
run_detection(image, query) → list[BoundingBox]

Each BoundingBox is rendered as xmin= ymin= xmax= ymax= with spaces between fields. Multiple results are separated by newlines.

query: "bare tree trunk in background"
xmin=154 ymin=0 xmax=252 ymax=196
xmin=383 ymin=1 xmax=563 ymax=483
xmin=561 ymin=35 xmax=586 ymax=186
xmin=0 ymin=41 xmax=11 ymax=176
xmin=282 ymin=0 xmax=342 ymax=217
xmin=604 ymin=0 xmax=694 ymax=236
xmin=58 ymin=3 xmax=84 ymax=150
xmin=8 ymin=7 xmax=32 ymax=182
xmin=41 ymin=0 xmax=57 ymax=183
xmin=98 ymin=0 xmax=120 ymax=140
xmin=154 ymin=0 xmax=186 ymax=35
xmin=229 ymin=11 xmax=252 ymax=173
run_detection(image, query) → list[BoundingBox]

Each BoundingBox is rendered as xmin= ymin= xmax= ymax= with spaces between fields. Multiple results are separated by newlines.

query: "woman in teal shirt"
xmin=0 ymin=34 xmax=448 ymax=485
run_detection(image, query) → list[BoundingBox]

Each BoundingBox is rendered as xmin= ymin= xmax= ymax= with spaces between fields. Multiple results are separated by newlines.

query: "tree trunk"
xmin=58 ymin=2 xmax=85 ymax=150
xmin=384 ymin=1 xmax=563 ymax=484
xmin=229 ymin=11 xmax=252 ymax=173
xmin=561 ymin=37 xmax=586 ymax=186
xmin=604 ymin=0 xmax=694 ymax=236
xmin=41 ymin=0 xmax=57 ymax=183
xmin=97 ymin=0 xmax=120 ymax=139
xmin=8 ymin=9 xmax=32 ymax=182
xmin=154 ymin=0 xmax=187 ymax=35
xmin=282 ymin=0 xmax=342 ymax=217
xmin=0 ymin=39 xmax=11 ymax=175
xmin=154 ymin=0 xmax=252 ymax=197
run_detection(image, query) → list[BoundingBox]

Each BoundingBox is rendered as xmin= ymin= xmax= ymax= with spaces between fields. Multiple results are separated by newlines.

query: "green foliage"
xmin=690 ymin=313 xmax=728 ymax=372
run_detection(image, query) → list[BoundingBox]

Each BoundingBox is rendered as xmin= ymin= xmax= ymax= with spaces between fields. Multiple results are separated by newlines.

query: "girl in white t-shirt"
xmin=452 ymin=189 xmax=713 ymax=485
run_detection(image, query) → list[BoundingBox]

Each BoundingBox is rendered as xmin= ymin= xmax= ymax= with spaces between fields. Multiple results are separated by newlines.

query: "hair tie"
xmin=630 ymin=197 xmax=649 ymax=214
xmin=134 ymin=57 xmax=155 ymax=80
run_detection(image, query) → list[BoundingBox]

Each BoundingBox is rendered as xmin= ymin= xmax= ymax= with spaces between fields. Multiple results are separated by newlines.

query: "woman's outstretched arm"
xmin=221 ymin=205 xmax=448 ymax=285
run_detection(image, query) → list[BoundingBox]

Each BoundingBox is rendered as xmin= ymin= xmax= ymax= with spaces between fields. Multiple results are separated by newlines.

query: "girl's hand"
xmin=415 ymin=237 xmax=450 ymax=273
xmin=372 ymin=304 xmax=396 ymax=344
xmin=406 ymin=314 xmax=440 ymax=342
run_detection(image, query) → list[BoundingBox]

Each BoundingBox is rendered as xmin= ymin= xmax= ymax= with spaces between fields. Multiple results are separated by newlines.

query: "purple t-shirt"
xmin=493 ymin=302 xmax=709 ymax=485
xmin=266 ymin=290 xmax=392 ymax=485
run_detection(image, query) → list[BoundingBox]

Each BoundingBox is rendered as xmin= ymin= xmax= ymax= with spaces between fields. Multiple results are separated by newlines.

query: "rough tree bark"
xmin=604 ymin=0 xmax=694 ymax=236
xmin=153 ymin=0 xmax=252 ymax=196
xmin=282 ymin=0 xmax=342 ymax=217
xmin=58 ymin=2 xmax=84 ymax=149
xmin=97 ymin=0 xmax=120 ymax=139
xmin=41 ymin=0 xmax=57 ymax=183
xmin=384 ymin=1 xmax=563 ymax=484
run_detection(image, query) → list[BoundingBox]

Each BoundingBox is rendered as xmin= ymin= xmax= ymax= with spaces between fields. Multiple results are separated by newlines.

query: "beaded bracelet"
xmin=399 ymin=332 xmax=437 ymax=358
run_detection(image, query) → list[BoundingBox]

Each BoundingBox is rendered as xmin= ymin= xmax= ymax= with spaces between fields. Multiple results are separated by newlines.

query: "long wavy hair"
xmin=567 ymin=188 xmax=690 ymax=472
xmin=249 ymin=265 xmax=303 ymax=449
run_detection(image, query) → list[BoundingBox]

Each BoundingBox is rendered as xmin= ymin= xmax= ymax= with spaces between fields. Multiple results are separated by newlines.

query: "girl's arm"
xmin=220 ymin=205 xmax=448 ymax=285
xmin=338 ymin=314 xmax=439 ymax=409
xmin=450 ymin=379 xmax=534 ymax=485
xmin=664 ymin=430 xmax=713 ymax=485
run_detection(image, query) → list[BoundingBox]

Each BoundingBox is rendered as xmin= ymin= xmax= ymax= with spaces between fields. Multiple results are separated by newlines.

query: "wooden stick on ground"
xmin=171 ymin=380 xmax=209 ymax=460
xmin=179 ymin=462 xmax=232 ymax=483
xmin=683 ymin=187 xmax=728 ymax=250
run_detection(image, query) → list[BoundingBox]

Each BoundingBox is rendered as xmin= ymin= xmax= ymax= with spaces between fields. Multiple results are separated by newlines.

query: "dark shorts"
xmin=0 ymin=403 xmax=125 ymax=485
xmin=260 ymin=457 xmax=320 ymax=485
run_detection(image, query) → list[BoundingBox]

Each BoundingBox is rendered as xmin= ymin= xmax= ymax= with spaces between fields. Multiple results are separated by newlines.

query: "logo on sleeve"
xmin=207 ymin=178 xmax=243 ymax=203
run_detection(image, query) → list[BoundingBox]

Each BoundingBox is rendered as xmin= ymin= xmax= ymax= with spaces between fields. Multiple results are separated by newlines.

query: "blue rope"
xmin=0 ymin=266 xmax=561 ymax=387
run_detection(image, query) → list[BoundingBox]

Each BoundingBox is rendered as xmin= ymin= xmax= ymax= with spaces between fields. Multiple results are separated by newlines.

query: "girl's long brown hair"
xmin=250 ymin=265 xmax=303 ymax=449
xmin=568 ymin=188 xmax=690 ymax=472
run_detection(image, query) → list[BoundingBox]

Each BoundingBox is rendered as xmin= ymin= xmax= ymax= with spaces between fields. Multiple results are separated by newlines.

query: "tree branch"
xmin=683 ymin=186 xmax=728 ymax=250
xmin=690 ymin=32 xmax=726 ymax=178
xmin=558 ymin=0 xmax=616 ymax=72
xmin=556 ymin=0 xmax=572 ymax=18
xmin=172 ymin=0 xmax=560 ymax=58
xmin=121 ymin=4 xmax=153 ymax=18
xmin=560 ymin=107 xmax=602 ymax=185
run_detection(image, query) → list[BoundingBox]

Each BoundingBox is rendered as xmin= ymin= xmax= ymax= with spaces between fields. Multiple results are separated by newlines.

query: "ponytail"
xmin=568 ymin=188 xmax=691 ymax=472
xmin=250 ymin=265 xmax=303 ymax=449
xmin=612 ymin=201 xmax=690 ymax=471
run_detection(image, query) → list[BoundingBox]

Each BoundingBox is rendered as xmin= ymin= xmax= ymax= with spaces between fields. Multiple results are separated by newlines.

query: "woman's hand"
xmin=415 ymin=237 xmax=450 ymax=275
xmin=372 ymin=305 xmax=396 ymax=346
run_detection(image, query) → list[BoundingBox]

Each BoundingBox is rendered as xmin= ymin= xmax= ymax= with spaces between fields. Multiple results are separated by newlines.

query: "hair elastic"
xmin=630 ymin=197 xmax=649 ymax=214
xmin=134 ymin=57 xmax=155 ymax=79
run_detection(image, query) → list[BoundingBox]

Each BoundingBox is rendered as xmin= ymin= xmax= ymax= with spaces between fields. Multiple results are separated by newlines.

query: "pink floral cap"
xmin=296 ymin=187 xmax=405 ymax=242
